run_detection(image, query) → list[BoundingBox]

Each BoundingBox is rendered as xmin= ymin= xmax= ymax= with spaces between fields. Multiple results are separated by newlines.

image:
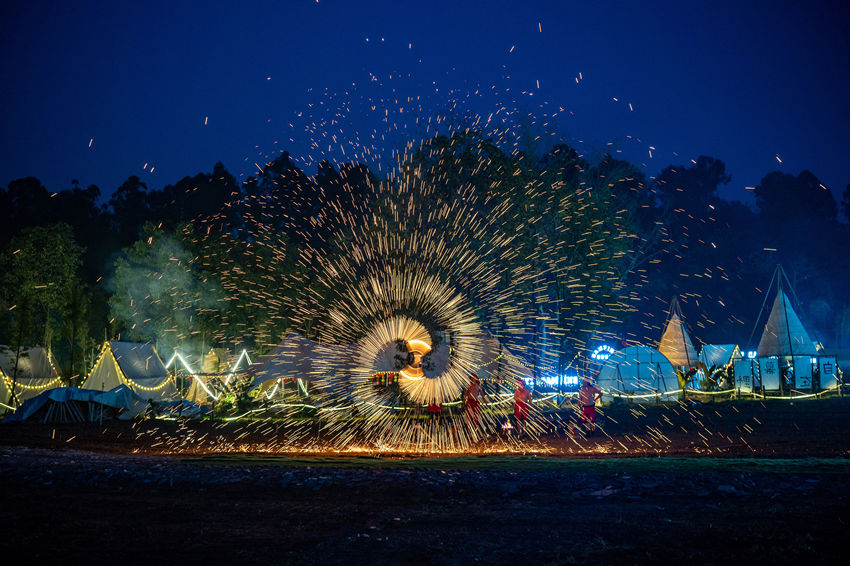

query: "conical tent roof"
xmin=184 ymin=374 xmax=216 ymax=404
xmin=0 ymin=346 xmax=64 ymax=404
xmin=81 ymin=341 xmax=178 ymax=402
xmin=757 ymin=289 xmax=817 ymax=356
xmin=658 ymin=312 xmax=698 ymax=367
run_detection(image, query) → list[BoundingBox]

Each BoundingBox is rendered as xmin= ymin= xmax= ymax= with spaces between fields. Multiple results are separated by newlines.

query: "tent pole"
xmin=778 ymin=270 xmax=795 ymax=396
xmin=747 ymin=265 xmax=779 ymax=350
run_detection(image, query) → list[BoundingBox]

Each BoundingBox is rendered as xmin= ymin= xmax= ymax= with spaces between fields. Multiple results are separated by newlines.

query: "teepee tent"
xmin=597 ymin=345 xmax=680 ymax=402
xmin=0 ymin=346 xmax=64 ymax=406
xmin=658 ymin=298 xmax=698 ymax=367
xmin=82 ymin=341 xmax=178 ymax=402
xmin=757 ymin=288 xmax=818 ymax=357
xmin=184 ymin=375 xmax=216 ymax=404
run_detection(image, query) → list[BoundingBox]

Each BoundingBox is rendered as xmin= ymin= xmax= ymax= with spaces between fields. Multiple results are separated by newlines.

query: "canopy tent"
xmin=247 ymin=332 xmax=340 ymax=398
xmin=692 ymin=344 xmax=741 ymax=390
xmin=658 ymin=298 xmax=698 ymax=367
xmin=82 ymin=341 xmax=178 ymax=402
xmin=3 ymin=385 xmax=148 ymax=423
xmin=597 ymin=345 xmax=680 ymax=402
xmin=757 ymin=287 xmax=818 ymax=357
xmin=699 ymin=344 xmax=741 ymax=369
xmin=162 ymin=347 xmax=253 ymax=405
xmin=0 ymin=346 xmax=64 ymax=406
xmin=474 ymin=331 xmax=532 ymax=382
xmin=179 ymin=349 xmax=252 ymax=405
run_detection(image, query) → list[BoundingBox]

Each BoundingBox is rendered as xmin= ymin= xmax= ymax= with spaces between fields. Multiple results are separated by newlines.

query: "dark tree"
xmin=109 ymin=176 xmax=152 ymax=248
xmin=1 ymin=177 xmax=53 ymax=248
xmin=755 ymin=170 xmax=837 ymax=224
xmin=153 ymin=162 xmax=240 ymax=227
xmin=656 ymin=156 xmax=730 ymax=212
xmin=0 ymin=223 xmax=86 ymax=389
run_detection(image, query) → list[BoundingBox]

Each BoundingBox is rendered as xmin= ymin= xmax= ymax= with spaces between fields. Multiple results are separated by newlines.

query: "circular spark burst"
xmin=286 ymin=169 xmax=535 ymax=451
xmin=185 ymin=78 xmax=644 ymax=452
xmin=333 ymin=273 xmax=486 ymax=407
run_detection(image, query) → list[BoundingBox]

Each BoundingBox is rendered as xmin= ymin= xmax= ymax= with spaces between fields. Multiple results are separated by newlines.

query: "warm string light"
xmin=83 ymin=342 xmax=175 ymax=394
xmin=1 ymin=374 xmax=63 ymax=391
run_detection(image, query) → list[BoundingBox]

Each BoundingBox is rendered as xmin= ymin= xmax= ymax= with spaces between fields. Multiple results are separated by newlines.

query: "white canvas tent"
xmin=82 ymin=341 xmax=178 ymax=402
xmin=757 ymin=288 xmax=818 ymax=357
xmin=597 ymin=345 xmax=680 ymax=402
xmin=247 ymin=332 xmax=340 ymax=398
xmin=0 ymin=374 xmax=13 ymax=413
xmin=0 ymin=346 xmax=64 ymax=407
xmin=658 ymin=299 xmax=698 ymax=367
xmin=699 ymin=344 xmax=740 ymax=369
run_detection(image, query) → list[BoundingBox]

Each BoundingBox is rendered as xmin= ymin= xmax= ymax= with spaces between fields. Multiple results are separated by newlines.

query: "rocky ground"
xmin=1 ymin=397 xmax=849 ymax=564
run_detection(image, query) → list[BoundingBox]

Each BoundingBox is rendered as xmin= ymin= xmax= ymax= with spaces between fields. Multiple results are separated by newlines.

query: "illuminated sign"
xmin=591 ymin=345 xmax=615 ymax=361
xmin=539 ymin=375 xmax=579 ymax=386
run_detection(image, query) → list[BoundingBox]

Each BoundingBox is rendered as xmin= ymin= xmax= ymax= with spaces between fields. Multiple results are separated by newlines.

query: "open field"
xmin=2 ymin=398 xmax=849 ymax=564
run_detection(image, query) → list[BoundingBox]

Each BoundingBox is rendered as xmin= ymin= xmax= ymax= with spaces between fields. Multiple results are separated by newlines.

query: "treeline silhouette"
xmin=1 ymin=139 xmax=849 ymax=381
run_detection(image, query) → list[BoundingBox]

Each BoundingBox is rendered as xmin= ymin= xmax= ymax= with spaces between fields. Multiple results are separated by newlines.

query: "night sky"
xmin=2 ymin=0 xmax=848 ymax=202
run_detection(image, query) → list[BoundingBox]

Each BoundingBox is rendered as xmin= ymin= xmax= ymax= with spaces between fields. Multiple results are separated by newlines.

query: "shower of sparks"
xmin=116 ymin=77 xmax=703 ymax=453
xmin=186 ymin=117 xmax=639 ymax=450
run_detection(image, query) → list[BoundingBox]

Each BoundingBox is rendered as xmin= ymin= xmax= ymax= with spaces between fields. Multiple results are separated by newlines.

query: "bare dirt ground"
xmin=2 ymin=397 xmax=849 ymax=565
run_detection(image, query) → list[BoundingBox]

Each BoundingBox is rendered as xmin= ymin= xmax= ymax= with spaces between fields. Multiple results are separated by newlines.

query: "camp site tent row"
xmin=251 ymin=317 xmax=840 ymax=405
xmin=647 ymin=285 xmax=840 ymax=396
xmin=2 ymin=291 xmax=845 ymax=416
xmin=81 ymin=341 xmax=178 ymax=403
xmin=1 ymin=347 xmax=64 ymax=411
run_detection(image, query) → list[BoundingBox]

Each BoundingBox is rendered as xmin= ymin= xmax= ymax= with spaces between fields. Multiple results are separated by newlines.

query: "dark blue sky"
xmin=2 ymin=0 xmax=848 ymax=203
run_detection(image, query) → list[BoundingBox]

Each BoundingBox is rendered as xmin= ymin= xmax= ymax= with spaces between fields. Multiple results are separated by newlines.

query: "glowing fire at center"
xmin=359 ymin=315 xmax=468 ymax=405
xmin=400 ymin=338 xmax=432 ymax=380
